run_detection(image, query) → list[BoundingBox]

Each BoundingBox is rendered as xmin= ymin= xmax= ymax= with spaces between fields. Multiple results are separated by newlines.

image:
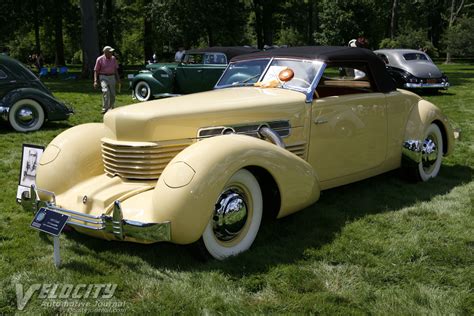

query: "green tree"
xmin=442 ymin=16 xmax=474 ymax=57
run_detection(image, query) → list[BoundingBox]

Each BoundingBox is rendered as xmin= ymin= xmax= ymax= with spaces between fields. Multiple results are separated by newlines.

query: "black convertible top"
xmin=232 ymin=46 xmax=396 ymax=93
xmin=186 ymin=46 xmax=260 ymax=60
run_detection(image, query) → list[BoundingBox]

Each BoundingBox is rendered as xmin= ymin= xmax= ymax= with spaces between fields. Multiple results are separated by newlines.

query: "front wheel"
xmin=201 ymin=169 xmax=263 ymax=260
xmin=8 ymin=99 xmax=45 ymax=132
xmin=134 ymin=81 xmax=152 ymax=102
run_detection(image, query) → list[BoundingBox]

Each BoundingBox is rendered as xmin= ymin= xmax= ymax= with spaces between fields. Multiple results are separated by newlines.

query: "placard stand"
xmin=31 ymin=207 xmax=69 ymax=269
xmin=53 ymin=236 xmax=61 ymax=268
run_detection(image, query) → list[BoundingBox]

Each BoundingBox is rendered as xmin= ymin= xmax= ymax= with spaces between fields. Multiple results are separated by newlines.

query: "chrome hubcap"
xmin=16 ymin=107 xmax=37 ymax=126
xmin=212 ymin=188 xmax=248 ymax=242
xmin=421 ymin=137 xmax=438 ymax=171
xmin=140 ymin=86 xmax=148 ymax=97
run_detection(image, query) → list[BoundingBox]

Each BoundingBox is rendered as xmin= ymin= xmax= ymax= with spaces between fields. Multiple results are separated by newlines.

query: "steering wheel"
xmin=284 ymin=77 xmax=311 ymax=88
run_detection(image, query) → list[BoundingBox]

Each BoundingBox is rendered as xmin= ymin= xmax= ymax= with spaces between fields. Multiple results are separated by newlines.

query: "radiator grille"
xmin=102 ymin=140 xmax=190 ymax=180
xmin=286 ymin=142 xmax=306 ymax=158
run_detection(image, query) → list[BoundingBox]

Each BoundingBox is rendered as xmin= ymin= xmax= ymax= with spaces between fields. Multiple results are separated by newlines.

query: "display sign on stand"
xmin=16 ymin=144 xmax=44 ymax=202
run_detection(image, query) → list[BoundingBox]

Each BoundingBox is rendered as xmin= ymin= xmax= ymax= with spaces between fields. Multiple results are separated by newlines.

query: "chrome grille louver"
xmin=286 ymin=142 xmax=306 ymax=158
xmin=102 ymin=140 xmax=190 ymax=180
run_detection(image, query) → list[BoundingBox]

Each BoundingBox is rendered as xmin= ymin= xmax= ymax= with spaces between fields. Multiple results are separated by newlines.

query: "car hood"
xmin=145 ymin=62 xmax=178 ymax=71
xmin=103 ymin=87 xmax=307 ymax=142
xmin=397 ymin=61 xmax=443 ymax=78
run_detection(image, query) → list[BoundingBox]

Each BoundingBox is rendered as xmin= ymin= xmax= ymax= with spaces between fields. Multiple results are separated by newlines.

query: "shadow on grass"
xmin=443 ymin=70 xmax=474 ymax=86
xmin=62 ymin=163 xmax=473 ymax=277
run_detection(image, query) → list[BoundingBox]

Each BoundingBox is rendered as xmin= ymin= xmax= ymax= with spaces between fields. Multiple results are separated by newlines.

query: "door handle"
xmin=197 ymin=70 xmax=203 ymax=73
xmin=314 ymin=118 xmax=328 ymax=125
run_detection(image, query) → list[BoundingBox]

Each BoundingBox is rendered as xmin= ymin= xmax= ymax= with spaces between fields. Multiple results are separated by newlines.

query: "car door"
xmin=176 ymin=53 xmax=207 ymax=94
xmin=201 ymin=53 xmax=227 ymax=88
xmin=0 ymin=65 xmax=20 ymax=96
xmin=307 ymin=63 xmax=387 ymax=184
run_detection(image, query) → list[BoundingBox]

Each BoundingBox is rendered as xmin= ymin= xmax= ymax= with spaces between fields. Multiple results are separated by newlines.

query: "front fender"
xmin=146 ymin=135 xmax=320 ymax=244
xmin=404 ymin=99 xmax=454 ymax=156
xmin=36 ymin=123 xmax=106 ymax=197
xmin=132 ymin=67 xmax=174 ymax=95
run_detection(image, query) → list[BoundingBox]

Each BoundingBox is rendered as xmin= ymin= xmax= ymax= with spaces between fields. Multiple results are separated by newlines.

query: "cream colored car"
xmin=21 ymin=46 xmax=456 ymax=260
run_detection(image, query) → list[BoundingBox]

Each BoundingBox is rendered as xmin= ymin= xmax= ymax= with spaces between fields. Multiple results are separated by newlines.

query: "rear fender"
xmin=1 ymin=88 xmax=71 ymax=120
xmin=147 ymin=134 xmax=320 ymax=244
xmin=404 ymin=100 xmax=454 ymax=156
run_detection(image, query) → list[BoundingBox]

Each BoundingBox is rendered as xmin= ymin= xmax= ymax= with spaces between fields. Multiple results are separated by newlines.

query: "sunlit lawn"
xmin=0 ymin=64 xmax=472 ymax=314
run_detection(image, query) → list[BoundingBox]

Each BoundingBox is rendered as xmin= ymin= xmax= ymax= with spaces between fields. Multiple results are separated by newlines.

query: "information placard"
xmin=31 ymin=208 xmax=69 ymax=237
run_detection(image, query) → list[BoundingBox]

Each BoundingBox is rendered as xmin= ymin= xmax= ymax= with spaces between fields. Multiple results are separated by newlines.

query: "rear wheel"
xmin=134 ymin=81 xmax=152 ymax=102
xmin=403 ymin=123 xmax=443 ymax=182
xmin=8 ymin=99 xmax=45 ymax=132
xmin=201 ymin=169 xmax=263 ymax=260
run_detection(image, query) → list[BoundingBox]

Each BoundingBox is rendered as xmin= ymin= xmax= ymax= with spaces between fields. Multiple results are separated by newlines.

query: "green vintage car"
xmin=130 ymin=47 xmax=258 ymax=101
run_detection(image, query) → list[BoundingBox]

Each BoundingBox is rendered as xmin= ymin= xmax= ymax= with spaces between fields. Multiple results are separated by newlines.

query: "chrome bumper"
xmin=20 ymin=186 xmax=171 ymax=243
xmin=404 ymin=82 xmax=449 ymax=89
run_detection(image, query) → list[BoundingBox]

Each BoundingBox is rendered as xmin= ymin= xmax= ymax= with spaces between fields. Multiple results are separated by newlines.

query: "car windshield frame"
xmin=215 ymin=57 xmax=326 ymax=103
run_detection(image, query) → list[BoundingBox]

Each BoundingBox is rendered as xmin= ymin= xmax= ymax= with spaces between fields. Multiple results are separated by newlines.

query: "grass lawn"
xmin=0 ymin=64 xmax=472 ymax=314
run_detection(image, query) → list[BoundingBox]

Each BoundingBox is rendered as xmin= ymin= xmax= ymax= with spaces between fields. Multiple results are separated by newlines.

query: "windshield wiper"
xmin=231 ymin=74 xmax=261 ymax=86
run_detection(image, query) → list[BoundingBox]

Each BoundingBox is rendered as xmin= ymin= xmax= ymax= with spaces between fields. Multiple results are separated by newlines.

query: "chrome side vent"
xmin=198 ymin=120 xmax=291 ymax=139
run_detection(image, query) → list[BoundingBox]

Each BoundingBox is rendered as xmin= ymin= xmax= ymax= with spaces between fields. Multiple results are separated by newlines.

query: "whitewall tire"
xmin=134 ymin=81 xmax=152 ymax=102
xmin=202 ymin=169 xmax=263 ymax=260
xmin=417 ymin=123 xmax=443 ymax=181
xmin=8 ymin=99 xmax=45 ymax=132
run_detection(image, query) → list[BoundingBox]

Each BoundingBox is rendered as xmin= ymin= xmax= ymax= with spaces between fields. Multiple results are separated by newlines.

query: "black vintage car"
xmin=0 ymin=55 xmax=73 ymax=132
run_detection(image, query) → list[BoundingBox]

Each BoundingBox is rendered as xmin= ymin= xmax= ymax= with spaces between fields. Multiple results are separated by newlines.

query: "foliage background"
xmin=0 ymin=0 xmax=473 ymax=68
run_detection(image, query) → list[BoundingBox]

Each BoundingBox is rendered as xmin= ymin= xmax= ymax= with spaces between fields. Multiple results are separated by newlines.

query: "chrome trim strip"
xmin=404 ymin=82 xmax=449 ymax=89
xmin=197 ymin=120 xmax=291 ymax=139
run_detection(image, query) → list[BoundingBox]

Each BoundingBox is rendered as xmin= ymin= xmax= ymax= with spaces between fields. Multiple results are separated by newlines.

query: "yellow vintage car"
xmin=21 ymin=46 xmax=456 ymax=260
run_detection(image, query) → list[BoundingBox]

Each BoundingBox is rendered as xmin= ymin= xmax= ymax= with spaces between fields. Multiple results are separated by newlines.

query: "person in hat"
xmin=94 ymin=46 xmax=121 ymax=114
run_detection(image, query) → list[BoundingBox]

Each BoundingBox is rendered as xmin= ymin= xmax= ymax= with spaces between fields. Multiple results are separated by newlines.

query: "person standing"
xmin=94 ymin=46 xmax=121 ymax=114
xmin=174 ymin=47 xmax=185 ymax=62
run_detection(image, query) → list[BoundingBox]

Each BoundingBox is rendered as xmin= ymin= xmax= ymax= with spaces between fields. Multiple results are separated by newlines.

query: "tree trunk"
xmin=390 ymin=0 xmax=398 ymax=39
xmin=253 ymin=0 xmax=264 ymax=49
xmin=445 ymin=0 xmax=469 ymax=63
xmin=54 ymin=0 xmax=65 ymax=66
xmin=262 ymin=1 xmax=274 ymax=46
xmin=144 ymin=14 xmax=153 ymax=64
xmin=80 ymin=0 xmax=100 ymax=79
xmin=307 ymin=1 xmax=314 ymax=45
xmin=33 ymin=0 xmax=41 ymax=54
xmin=105 ymin=0 xmax=114 ymax=47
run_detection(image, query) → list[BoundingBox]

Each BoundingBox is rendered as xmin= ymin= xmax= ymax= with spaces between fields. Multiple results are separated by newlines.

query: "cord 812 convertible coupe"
xmin=21 ymin=46 xmax=456 ymax=260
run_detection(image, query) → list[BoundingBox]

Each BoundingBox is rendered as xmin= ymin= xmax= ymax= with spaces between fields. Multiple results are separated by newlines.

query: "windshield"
xmin=216 ymin=58 xmax=323 ymax=93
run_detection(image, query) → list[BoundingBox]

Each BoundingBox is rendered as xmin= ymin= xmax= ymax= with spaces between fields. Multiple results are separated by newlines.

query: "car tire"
xmin=134 ymin=81 xmax=152 ymax=102
xmin=403 ymin=123 xmax=443 ymax=182
xmin=8 ymin=99 xmax=45 ymax=132
xmin=201 ymin=169 xmax=263 ymax=260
